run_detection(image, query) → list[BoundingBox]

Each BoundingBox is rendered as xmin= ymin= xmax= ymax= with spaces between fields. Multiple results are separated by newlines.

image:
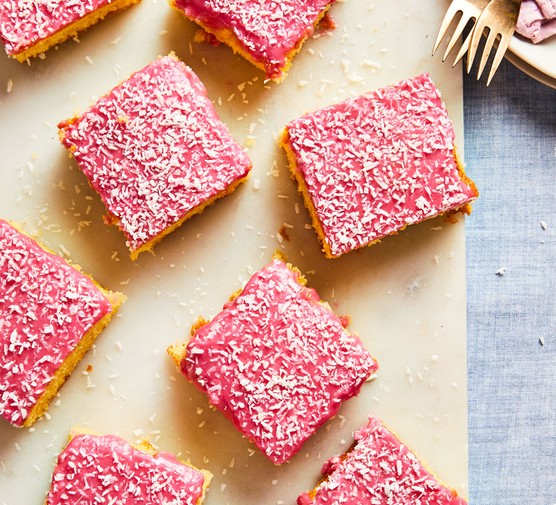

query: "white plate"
xmin=0 ymin=1 xmax=469 ymax=504
xmin=508 ymin=33 xmax=556 ymax=84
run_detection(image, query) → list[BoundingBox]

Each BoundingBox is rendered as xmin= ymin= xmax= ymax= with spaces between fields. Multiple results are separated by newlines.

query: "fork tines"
xmin=432 ymin=0 xmax=490 ymax=64
xmin=466 ymin=0 xmax=522 ymax=85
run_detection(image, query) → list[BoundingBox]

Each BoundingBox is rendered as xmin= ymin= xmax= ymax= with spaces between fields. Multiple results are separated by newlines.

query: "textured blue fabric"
xmin=463 ymin=59 xmax=556 ymax=505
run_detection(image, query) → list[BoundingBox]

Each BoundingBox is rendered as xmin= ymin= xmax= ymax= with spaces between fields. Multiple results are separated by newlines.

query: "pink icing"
xmin=0 ymin=220 xmax=113 ymax=427
xmin=58 ymin=55 xmax=252 ymax=254
xmin=297 ymin=415 xmax=467 ymax=505
xmin=517 ymin=0 xmax=556 ymax=43
xmin=47 ymin=433 xmax=207 ymax=504
xmin=181 ymin=258 xmax=378 ymax=464
xmin=0 ymin=0 xmax=118 ymax=56
xmin=537 ymin=0 xmax=556 ymax=18
xmin=285 ymin=73 xmax=478 ymax=258
xmin=173 ymin=0 xmax=336 ymax=79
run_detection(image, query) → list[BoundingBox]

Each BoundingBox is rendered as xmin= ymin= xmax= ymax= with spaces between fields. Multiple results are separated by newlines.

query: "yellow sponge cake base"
xmin=12 ymin=0 xmax=141 ymax=63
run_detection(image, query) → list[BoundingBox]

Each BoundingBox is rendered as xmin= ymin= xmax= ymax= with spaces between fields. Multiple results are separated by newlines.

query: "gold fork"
xmin=433 ymin=0 xmax=491 ymax=66
xmin=467 ymin=0 xmax=523 ymax=85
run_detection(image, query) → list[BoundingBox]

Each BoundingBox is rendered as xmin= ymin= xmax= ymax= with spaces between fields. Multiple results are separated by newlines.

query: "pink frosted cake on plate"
xmin=281 ymin=73 xmax=479 ymax=258
xmin=170 ymin=0 xmax=337 ymax=81
xmin=47 ymin=432 xmax=212 ymax=505
xmin=0 ymin=220 xmax=124 ymax=427
xmin=59 ymin=54 xmax=252 ymax=260
xmin=298 ymin=414 xmax=467 ymax=505
xmin=0 ymin=0 xmax=141 ymax=62
xmin=168 ymin=255 xmax=378 ymax=464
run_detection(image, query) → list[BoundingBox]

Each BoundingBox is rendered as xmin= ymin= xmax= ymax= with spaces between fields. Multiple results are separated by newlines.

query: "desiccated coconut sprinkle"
xmin=0 ymin=0 xmax=128 ymax=56
xmin=47 ymin=433 xmax=207 ymax=504
xmin=284 ymin=73 xmax=478 ymax=257
xmin=0 ymin=220 xmax=112 ymax=427
xmin=58 ymin=55 xmax=252 ymax=255
xmin=181 ymin=257 xmax=378 ymax=464
xmin=297 ymin=414 xmax=467 ymax=505
xmin=173 ymin=0 xmax=336 ymax=79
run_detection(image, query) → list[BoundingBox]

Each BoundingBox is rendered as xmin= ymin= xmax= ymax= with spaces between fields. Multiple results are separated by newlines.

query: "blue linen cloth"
xmin=463 ymin=59 xmax=556 ymax=505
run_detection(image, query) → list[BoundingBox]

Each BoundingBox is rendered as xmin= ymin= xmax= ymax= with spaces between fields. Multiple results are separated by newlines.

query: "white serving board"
xmin=0 ymin=0 xmax=469 ymax=503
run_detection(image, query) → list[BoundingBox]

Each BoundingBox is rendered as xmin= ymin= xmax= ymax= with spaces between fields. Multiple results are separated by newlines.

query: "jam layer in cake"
xmin=168 ymin=256 xmax=378 ymax=464
xmin=47 ymin=432 xmax=212 ymax=505
xmin=171 ymin=0 xmax=337 ymax=81
xmin=59 ymin=54 xmax=252 ymax=260
xmin=0 ymin=0 xmax=141 ymax=62
xmin=298 ymin=414 xmax=467 ymax=505
xmin=282 ymin=73 xmax=478 ymax=258
xmin=0 ymin=220 xmax=124 ymax=427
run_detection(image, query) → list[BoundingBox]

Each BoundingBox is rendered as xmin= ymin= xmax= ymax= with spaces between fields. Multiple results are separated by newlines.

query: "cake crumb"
xmin=6 ymin=79 xmax=13 ymax=93
xmin=278 ymin=224 xmax=291 ymax=242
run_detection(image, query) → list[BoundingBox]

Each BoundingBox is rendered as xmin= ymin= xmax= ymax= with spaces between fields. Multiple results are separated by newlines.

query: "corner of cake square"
xmin=0 ymin=220 xmax=124 ymax=428
xmin=58 ymin=53 xmax=252 ymax=260
xmin=46 ymin=430 xmax=212 ymax=504
xmin=167 ymin=254 xmax=378 ymax=464
xmin=0 ymin=0 xmax=142 ymax=62
xmin=170 ymin=0 xmax=338 ymax=81
xmin=298 ymin=414 xmax=468 ymax=505
xmin=281 ymin=73 xmax=479 ymax=258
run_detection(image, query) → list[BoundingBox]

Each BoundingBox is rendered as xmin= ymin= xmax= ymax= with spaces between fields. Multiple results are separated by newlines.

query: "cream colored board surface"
xmin=0 ymin=0 xmax=468 ymax=503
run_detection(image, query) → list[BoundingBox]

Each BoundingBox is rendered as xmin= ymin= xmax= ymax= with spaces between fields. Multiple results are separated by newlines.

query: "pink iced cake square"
xmin=59 ymin=54 xmax=252 ymax=260
xmin=168 ymin=256 xmax=378 ymax=464
xmin=0 ymin=220 xmax=124 ymax=427
xmin=171 ymin=0 xmax=337 ymax=81
xmin=47 ymin=432 xmax=212 ymax=505
xmin=0 ymin=0 xmax=141 ymax=62
xmin=281 ymin=73 xmax=478 ymax=258
xmin=298 ymin=414 xmax=467 ymax=505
